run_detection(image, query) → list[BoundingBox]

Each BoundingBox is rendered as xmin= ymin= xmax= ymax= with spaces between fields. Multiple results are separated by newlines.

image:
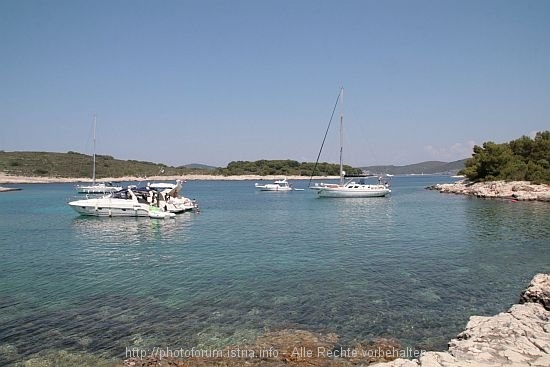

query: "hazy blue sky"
xmin=1 ymin=1 xmax=549 ymax=167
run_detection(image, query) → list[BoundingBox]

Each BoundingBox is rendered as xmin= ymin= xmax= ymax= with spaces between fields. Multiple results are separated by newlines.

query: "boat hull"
xmin=256 ymin=186 xmax=293 ymax=191
xmin=255 ymin=180 xmax=293 ymax=191
xmin=314 ymin=187 xmax=391 ymax=198
xmin=68 ymin=199 xmax=150 ymax=217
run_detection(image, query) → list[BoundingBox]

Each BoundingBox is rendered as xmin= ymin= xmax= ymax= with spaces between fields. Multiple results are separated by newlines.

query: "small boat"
xmin=76 ymin=181 xmax=123 ymax=194
xmin=255 ymin=178 xmax=294 ymax=191
xmin=309 ymin=88 xmax=391 ymax=198
xmin=75 ymin=115 xmax=123 ymax=194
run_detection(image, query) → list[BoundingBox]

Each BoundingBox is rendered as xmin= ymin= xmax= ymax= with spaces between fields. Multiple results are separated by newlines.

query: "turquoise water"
xmin=1 ymin=176 xmax=549 ymax=365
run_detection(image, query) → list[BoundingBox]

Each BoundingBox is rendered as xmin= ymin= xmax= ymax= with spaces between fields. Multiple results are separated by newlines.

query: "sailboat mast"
xmin=339 ymin=88 xmax=344 ymax=186
xmin=92 ymin=115 xmax=96 ymax=184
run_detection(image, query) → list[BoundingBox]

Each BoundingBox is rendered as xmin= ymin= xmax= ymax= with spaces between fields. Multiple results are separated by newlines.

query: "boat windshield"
xmin=111 ymin=190 xmax=133 ymax=200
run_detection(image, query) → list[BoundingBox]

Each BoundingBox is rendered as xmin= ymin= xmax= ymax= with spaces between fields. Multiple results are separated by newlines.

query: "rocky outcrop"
xmin=428 ymin=181 xmax=550 ymax=202
xmin=520 ymin=274 xmax=550 ymax=313
xmin=373 ymin=274 xmax=550 ymax=367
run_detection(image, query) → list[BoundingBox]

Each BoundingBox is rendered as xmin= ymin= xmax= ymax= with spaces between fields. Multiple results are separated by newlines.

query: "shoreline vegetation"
xmin=458 ymin=131 xmax=550 ymax=184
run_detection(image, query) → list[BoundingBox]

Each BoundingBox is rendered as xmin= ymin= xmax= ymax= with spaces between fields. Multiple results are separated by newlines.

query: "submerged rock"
xmin=373 ymin=273 xmax=550 ymax=367
xmin=121 ymin=330 xmax=401 ymax=366
xmin=119 ymin=274 xmax=550 ymax=367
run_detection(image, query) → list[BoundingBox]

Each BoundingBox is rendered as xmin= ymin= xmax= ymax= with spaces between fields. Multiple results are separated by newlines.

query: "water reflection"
xmin=466 ymin=200 xmax=550 ymax=242
xmin=72 ymin=214 xmax=195 ymax=244
xmin=70 ymin=214 xmax=197 ymax=272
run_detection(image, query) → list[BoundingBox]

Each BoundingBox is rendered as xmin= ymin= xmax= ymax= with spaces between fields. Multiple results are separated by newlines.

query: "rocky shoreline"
xmin=427 ymin=180 xmax=550 ymax=202
xmin=374 ymin=273 xmax=550 ymax=367
xmin=120 ymin=274 xmax=550 ymax=367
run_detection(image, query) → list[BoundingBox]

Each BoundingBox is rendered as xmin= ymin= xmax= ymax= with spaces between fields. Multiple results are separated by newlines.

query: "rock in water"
xmin=373 ymin=273 xmax=550 ymax=367
xmin=520 ymin=273 xmax=550 ymax=311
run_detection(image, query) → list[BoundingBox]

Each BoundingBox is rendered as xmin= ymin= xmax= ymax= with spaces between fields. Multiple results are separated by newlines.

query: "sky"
xmin=1 ymin=0 xmax=549 ymax=168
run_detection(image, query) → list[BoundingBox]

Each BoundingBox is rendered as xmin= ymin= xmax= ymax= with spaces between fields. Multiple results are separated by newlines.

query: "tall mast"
xmin=92 ymin=114 xmax=96 ymax=184
xmin=339 ymin=88 xmax=344 ymax=185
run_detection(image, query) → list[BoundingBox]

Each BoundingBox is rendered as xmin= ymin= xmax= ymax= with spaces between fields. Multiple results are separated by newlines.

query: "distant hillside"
xmin=0 ymin=151 xmax=215 ymax=178
xmin=0 ymin=152 xmax=360 ymax=178
xmin=361 ymin=159 xmax=466 ymax=175
xmin=1 ymin=151 xmax=468 ymax=178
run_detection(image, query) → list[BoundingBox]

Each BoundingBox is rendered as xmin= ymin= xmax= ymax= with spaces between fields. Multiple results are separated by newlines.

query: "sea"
xmin=1 ymin=176 xmax=549 ymax=366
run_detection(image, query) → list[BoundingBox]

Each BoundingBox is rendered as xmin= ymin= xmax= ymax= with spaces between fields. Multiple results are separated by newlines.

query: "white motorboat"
xmin=68 ymin=188 xmax=153 ymax=217
xmin=309 ymin=88 xmax=391 ymax=198
xmin=148 ymin=182 xmax=177 ymax=190
xmin=146 ymin=179 xmax=198 ymax=213
xmin=255 ymin=178 xmax=294 ymax=191
xmin=75 ymin=115 xmax=123 ymax=194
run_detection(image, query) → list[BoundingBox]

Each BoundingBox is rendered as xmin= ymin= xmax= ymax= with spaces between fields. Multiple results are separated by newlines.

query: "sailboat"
xmin=309 ymin=88 xmax=391 ymax=198
xmin=75 ymin=115 xmax=122 ymax=194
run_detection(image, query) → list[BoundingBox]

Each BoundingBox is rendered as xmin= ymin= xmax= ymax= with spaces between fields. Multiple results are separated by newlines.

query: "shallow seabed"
xmin=1 ymin=176 xmax=549 ymax=365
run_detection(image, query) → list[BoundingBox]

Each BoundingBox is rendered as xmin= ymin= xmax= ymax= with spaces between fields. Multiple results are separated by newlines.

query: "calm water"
xmin=1 ymin=176 xmax=549 ymax=365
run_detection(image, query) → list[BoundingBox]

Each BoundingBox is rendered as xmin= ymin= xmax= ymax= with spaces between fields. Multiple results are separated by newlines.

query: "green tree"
xmin=460 ymin=131 xmax=550 ymax=183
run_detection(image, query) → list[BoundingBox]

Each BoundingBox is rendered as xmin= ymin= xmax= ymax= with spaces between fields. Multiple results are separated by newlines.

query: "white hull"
xmin=166 ymin=198 xmax=198 ymax=212
xmin=311 ymin=181 xmax=391 ymax=198
xmin=68 ymin=199 xmax=151 ymax=217
xmin=255 ymin=178 xmax=294 ymax=191
xmin=315 ymin=186 xmax=391 ymax=198
xmin=255 ymin=185 xmax=293 ymax=192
